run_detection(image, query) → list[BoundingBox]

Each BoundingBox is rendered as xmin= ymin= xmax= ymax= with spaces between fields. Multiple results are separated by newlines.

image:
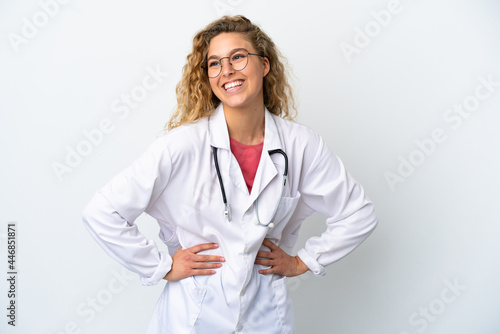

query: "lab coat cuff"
xmin=140 ymin=251 xmax=172 ymax=286
xmin=297 ymin=249 xmax=326 ymax=277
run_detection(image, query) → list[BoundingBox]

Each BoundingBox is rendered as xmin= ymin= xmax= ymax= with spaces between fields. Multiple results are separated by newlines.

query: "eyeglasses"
xmin=201 ymin=50 xmax=264 ymax=78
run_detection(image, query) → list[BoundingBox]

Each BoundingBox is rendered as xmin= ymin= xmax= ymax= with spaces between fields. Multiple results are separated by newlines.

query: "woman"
xmin=82 ymin=15 xmax=377 ymax=334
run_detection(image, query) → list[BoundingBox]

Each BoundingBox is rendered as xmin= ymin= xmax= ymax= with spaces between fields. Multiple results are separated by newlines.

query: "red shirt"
xmin=230 ymin=137 xmax=263 ymax=194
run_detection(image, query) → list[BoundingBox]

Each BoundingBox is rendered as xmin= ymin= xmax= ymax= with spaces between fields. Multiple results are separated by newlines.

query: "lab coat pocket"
xmin=265 ymin=193 xmax=301 ymax=239
xmin=178 ymin=277 xmax=207 ymax=327
xmin=272 ymin=276 xmax=294 ymax=334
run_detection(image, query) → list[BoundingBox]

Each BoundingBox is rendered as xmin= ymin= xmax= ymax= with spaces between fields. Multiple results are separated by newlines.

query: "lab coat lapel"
xmin=209 ymin=104 xmax=230 ymax=150
xmin=209 ymin=105 xmax=286 ymax=214
xmin=209 ymin=104 xmax=248 ymax=194
xmin=247 ymin=110 xmax=284 ymax=212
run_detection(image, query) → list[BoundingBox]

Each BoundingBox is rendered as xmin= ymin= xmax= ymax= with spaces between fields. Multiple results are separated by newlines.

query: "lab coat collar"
xmin=250 ymin=109 xmax=284 ymax=206
xmin=209 ymin=103 xmax=231 ymax=150
xmin=208 ymin=103 xmax=285 ymax=212
xmin=208 ymin=103 xmax=283 ymax=151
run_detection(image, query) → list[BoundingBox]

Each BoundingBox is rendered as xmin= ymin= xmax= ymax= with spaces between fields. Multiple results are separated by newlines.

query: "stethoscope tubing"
xmin=212 ymin=146 xmax=288 ymax=227
xmin=212 ymin=146 xmax=232 ymax=221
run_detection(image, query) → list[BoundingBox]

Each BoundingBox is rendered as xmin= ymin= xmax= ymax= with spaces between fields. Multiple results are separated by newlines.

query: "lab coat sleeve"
xmin=82 ymin=136 xmax=173 ymax=286
xmin=296 ymin=133 xmax=377 ymax=277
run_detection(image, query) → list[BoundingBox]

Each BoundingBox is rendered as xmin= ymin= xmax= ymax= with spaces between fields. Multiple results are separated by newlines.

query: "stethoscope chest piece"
xmin=224 ymin=203 xmax=232 ymax=222
xmin=254 ymin=219 xmax=275 ymax=229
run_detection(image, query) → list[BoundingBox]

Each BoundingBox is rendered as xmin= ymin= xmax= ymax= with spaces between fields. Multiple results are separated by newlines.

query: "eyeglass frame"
xmin=200 ymin=49 xmax=265 ymax=78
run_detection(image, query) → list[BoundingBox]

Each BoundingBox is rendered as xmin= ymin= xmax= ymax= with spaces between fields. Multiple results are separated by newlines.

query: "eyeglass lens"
xmin=206 ymin=51 xmax=249 ymax=78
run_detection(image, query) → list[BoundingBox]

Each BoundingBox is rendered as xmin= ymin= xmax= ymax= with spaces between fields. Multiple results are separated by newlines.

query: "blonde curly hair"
xmin=166 ymin=15 xmax=297 ymax=130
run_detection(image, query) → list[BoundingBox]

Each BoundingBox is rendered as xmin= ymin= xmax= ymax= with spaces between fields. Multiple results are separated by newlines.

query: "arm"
xmin=256 ymin=132 xmax=377 ymax=277
xmin=82 ymin=137 xmax=225 ymax=284
xmin=81 ymin=137 xmax=174 ymax=285
xmin=255 ymin=239 xmax=308 ymax=277
xmin=296 ymin=134 xmax=378 ymax=277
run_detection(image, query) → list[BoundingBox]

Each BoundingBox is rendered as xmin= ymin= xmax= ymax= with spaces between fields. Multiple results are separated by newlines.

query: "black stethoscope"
xmin=212 ymin=146 xmax=288 ymax=228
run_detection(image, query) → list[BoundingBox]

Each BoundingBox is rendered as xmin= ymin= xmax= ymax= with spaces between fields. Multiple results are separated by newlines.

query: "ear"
xmin=262 ymin=57 xmax=270 ymax=77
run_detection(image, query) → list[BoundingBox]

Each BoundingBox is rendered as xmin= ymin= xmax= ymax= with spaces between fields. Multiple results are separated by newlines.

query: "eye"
xmin=231 ymin=52 xmax=247 ymax=62
xmin=207 ymin=60 xmax=220 ymax=68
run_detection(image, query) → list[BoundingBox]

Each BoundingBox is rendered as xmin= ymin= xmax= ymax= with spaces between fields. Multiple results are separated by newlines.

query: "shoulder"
xmin=271 ymin=114 xmax=339 ymax=174
xmin=156 ymin=117 xmax=210 ymax=154
xmin=272 ymin=114 xmax=324 ymax=148
xmin=163 ymin=117 xmax=209 ymax=140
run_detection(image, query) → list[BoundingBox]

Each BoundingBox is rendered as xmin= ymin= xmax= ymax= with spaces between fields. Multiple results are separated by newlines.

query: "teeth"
xmin=224 ymin=80 xmax=243 ymax=90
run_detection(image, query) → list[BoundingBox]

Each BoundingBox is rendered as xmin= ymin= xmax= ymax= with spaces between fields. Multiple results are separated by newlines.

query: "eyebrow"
xmin=207 ymin=48 xmax=249 ymax=60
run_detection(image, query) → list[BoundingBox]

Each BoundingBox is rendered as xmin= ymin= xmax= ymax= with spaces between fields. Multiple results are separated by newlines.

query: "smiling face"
xmin=207 ymin=32 xmax=270 ymax=113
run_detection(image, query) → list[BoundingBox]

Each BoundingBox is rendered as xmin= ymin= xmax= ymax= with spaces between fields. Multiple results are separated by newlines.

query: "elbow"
xmin=366 ymin=203 xmax=378 ymax=235
xmin=81 ymin=202 xmax=92 ymax=227
xmin=353 ymin=200 xmax=378 ymax=238
xmin=81 ymin=192 xmax=103 ymax=231
xmin=81 ymin=199 xmax=96 ymax=232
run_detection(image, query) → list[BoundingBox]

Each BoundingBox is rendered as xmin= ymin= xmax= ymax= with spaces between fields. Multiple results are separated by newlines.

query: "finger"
xmin=194 ymin=254 xmax=225 ymax=263
xmin=256 ymin=251 xmax=272 ymax=259
xmin=254 ymin=258 xmax=273 ymax=266
xmin=258 ymin=268 xmax=275 ymax=275
xmin=191 ymin=269 xmax=217 ymax=276
xmin=193 ymin=262 xmax=223 ymax=269
xmin=188 ymin=243 xmax=219 ymax=253
xmin=262 ymin=238 xmax=278 ymax=250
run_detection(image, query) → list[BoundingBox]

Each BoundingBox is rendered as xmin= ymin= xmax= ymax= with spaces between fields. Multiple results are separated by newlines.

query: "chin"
xmin=221 ymin=97 xmax=249 ymax=109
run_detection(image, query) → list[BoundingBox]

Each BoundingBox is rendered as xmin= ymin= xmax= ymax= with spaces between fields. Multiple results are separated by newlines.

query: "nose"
xmin=220 ymin=57 xmax=234 ymax=76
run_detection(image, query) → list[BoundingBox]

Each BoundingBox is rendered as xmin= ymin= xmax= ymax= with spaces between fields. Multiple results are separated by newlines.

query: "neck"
xmin=223 ymin=104 xmax=265 ymax=145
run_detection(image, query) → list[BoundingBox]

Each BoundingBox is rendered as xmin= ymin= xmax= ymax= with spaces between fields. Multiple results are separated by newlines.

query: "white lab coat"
xmin=82 ymin=103 xmax=377 ymax=334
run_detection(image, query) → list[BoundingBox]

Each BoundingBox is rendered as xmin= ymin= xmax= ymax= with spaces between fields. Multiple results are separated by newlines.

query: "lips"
xmin=223 ymin=80 xmax=245 ymax=91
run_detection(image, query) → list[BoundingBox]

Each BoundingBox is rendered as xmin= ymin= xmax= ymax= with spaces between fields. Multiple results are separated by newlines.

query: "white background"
xmin=1 ymin=0 xmax=499 ymax=333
